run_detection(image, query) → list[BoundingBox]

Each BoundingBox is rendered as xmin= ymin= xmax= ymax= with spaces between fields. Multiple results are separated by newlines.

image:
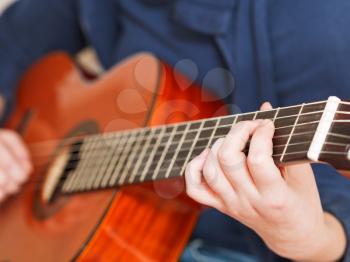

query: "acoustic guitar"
xmin=0 ymin=53 xmax=349 ymax=261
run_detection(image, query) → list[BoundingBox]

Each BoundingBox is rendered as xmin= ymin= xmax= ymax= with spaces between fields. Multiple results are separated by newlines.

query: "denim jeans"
xmin=181 ymin=240 xmax=258 ymax=262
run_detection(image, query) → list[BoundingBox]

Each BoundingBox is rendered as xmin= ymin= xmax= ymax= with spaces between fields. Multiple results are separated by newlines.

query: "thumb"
xmin=280 ymin=163 xmax=318 ymax=191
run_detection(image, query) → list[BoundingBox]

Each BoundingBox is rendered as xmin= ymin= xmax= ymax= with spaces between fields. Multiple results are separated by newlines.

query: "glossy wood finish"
xmin=0 ymin=53 xmax=226 ymax=261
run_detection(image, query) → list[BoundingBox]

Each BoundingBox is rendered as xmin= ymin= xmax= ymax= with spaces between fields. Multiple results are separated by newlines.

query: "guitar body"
xmin=0 ymin=53 xmax=226 ymax=261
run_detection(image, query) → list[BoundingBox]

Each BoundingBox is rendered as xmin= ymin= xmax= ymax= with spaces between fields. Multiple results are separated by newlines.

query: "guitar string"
xmin=24 ymin=135 xmax=349 ymax=187
xmin=29 ymin=128 xmax=318 ymax=161
xmin=49 ymin=137 xmax=350 ymax=171
xmin=25 ymin=148 xmax=349 ymax=190
xmin=28 ymin=105 xmax=350 ymax=158
xmin=65 ymin=119 xmax=321 ymax=153
xmin=6 ymin=104 xmax=347 ymax=176
xmin=28 ymin=130 xmax=322 ymax=170
xmin=11 ymin=99 xmax=350 ymax=152
xmin=30 ymin=139 xmax=347 ymax=177
xmin=340 ymin=101 xmax=350 ymax=105
xmin=28 ymin=129 xmax=348 ymax=188
xmin=23 ymin=125 xmax=348 ymax=190
xmin=23 ymin=124 xmax=350 ymax=188
xmin=28 ymin=113 xmax=347 ymax=160
xmin=17 ymin=99 xmax=350 ymax=188
xmin=132 ymin=150 xmax=348 ymax=175
xmin=25 ymin=106 xmax=328 ymax=150
xmin=27 ymin=107 xmax=326 ymax=156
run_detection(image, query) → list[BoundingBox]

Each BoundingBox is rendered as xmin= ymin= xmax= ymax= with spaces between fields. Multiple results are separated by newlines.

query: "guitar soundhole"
xmin=32 ymin=120 xmax=99 ymax=220
xmin=59 ymin=140 xmax=83 ymax=186
xmin=41 ymin=140 xmax=83 ymax=204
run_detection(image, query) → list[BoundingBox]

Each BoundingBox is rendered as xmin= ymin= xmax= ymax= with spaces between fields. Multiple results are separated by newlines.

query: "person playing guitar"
xmin=1 ymin=0 xmax=350 ymax=261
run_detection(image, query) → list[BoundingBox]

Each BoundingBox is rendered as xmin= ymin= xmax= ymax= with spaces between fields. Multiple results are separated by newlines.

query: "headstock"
xmin=318 ymin=99 xmax=350 ymax=175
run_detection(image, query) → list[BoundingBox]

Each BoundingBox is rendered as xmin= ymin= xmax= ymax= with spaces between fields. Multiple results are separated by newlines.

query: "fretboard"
xmin=61 ymin=101 xmax=327 ymax=194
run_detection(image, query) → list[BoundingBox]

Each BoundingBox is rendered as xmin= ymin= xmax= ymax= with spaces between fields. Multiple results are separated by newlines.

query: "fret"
xmin=301 ymin=101 xmax=327 ymax=113
xmin=236 ymin=112 xmax=257 ymax=122
xmin=128 ymin=128 xmax=157 ymax=183
xmin=91 ymin=133 xmax=122 ymax=189
xmin=255 ymin=109 xmax=278 ymax=121
xmin=166 ymin=119 xmax=218 ymax=178
xmin=273 ymin=106 xmax=301 ymax=140
xmin=115 ymin=130 xmax=145 ymax=186
xmin=84 ymin=133 xmax=115 ymax=190
xmin=173 ymin=116 xmax=236 ymax=173
xmin=141 ymin=125 xmax=185 ymax=181
xmin=151 ymin=125 xmax=178 ymax=180
xmin=280 ymin=104 xmax=304 ymax=162
xmin=59 ymin=100 xmax=335 ymax=195
xmin=66 ymin=138 xmax=94 ymax=192
xmin=74 ymin=136 xmax=100 ymax=191
xmin=171 ymin=120 xmax=218 ymax=178
xmin=108 ymin=131 xmax=139 ymax=186
xmin=159 ymin=122 xmax=202 ymax=179
xmin=284 ymin=102 xmax=327 ymax=163
xmin=273 ymin=108 xmax=280 ymax=123
xmin=179 ymin=121 xmax=205 ymax=175
xmin=272 ymin=106 xmax=301 ymax=160
xmin=297 ymin=112 xmax=323 ymax=124
xmin=192 ymin=119 xmax=221 ymax=156
xmin=81 ymin=135 xmax=110 ymax=190
xmin=64 ymin=138 xmax=87 ymax=192
xmin=209 ymin=116 xmax=236 ymax=143
xmin=100 ymin=132 xmax=129 ymax=187
xmin=217 ymin=116 xmax=236 ymax=127
xmin=118 ymin=129 xmax=149 ymax=185
xmin=106 ymin=129 xmax=150 ymax=186
xmin=207 ymin=117 xmax=221 ymax=147
xmin=164 ymin=123 xmax=190 ymax=178
xmin=139 ymin=126 xmax=166 ymax=182
xmin=137 ymin=126 xmax=174 ymax=182
xmin=198 ymin=119 xmax=217 ymax=141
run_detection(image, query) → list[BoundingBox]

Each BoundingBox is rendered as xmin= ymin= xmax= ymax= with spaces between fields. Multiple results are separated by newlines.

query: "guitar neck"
xmin=60 ymin=97 xmax=345 ymax=195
